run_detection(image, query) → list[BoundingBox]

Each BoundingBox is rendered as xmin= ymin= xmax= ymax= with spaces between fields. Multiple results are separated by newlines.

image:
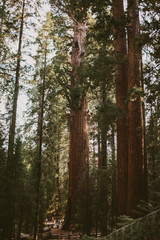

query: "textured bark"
xmin=64 ymin=20 xmax=90 ymax=233
xmin=67 ymin=97 xmax=89 ymax=225
xmin=126 ymin=0 xmax=148 ymax=216
xmin=112 ymin=0 xmax=128 ymax=216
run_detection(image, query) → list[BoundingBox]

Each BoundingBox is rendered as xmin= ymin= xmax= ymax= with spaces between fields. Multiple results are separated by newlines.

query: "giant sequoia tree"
xmin=2 ymin=0 xmax=160 ymax=237
xmin=50 ymin=0 xmax=91 ymax=233
xmin=112 ymin=0 xmax=148 ymax=217
xmin=66 ymin=19 xmax=90 ymax=232
xmin=126 ymin=0 xmax=148 ymax=216
xmin=112 ymin=0 xmax=128 ymax=216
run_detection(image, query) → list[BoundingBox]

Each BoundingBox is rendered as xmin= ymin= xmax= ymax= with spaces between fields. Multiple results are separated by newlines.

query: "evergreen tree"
xmin=5 ymin=1 xmax=25 ymax=238
xmin=126 ymin=0 xmax=148 ymax=216
xmin=50 ymin=0 xmax=92 ymax=233
xmin=112 ymin=0 xmax=128 ymax=216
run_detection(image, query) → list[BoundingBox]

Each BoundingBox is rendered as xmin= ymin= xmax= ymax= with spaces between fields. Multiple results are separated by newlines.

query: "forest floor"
xmin=20 ymin=220 xmax=100 ymax=239
xmin=50 ymin=228 xmax=84 ymax=239
xmin=41 ymin=220 xmax=84 ymax=240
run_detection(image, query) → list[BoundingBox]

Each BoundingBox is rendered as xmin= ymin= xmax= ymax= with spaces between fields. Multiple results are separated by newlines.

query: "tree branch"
xmin=50 ymin=0 xmax=78 ymax=24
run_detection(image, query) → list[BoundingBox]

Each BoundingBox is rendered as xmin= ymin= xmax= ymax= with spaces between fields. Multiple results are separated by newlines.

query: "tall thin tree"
xmin=33 ymin=40 xmax=47 ymax=240
xmin=6 ymin=0 xmax=25 ymax=238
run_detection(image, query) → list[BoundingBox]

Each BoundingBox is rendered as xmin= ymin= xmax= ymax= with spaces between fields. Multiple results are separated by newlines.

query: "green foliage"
xmin=92 ymin=170 xmax=109 ymax=235
xmin=82 ymin=211 xmax=160 ymax=240
xmin=125 ymin=87 xmax=144 ymax=103
xmin=95 ymin=99 xmax=117 ymax=131
xmin=0 ymin=0 xmax=160 ymax=238
xmin=50 ymin=0 xmax=92 ymax=21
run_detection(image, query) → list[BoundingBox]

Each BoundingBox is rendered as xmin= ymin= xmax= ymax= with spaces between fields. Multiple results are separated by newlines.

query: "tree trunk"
xmin=5 ymin=1 xmax=25 ymax=238
xmin=18 ymin=191 xmax=24 ymax=240
xmin=64 ymin=97 xmax=89 ymax=231
xmin=112 ymin=0 xmax=128 ymax=216
xmin=126 ymin=0 xmax=148 ymax=216
xmin=98 ymin=125 xmax=102 ymax=169
xmin=7 ymin=0 xmax=25 ymax=165
xmin=111 ymin=125 xmax=117 ymax=229
xmin=33 ymin=41 xmax=47 ymax=240
xmin=0 ymin=0 xmax=7 ymax=56
xmin=101 ymin=130 xmax=107 ymax=169
xmin=55 ymin=140 xmax=62 ymax=216
xmin=100 ymin=85 xmax=107 ymax=169
xmin=63 ymin=20 xmax=90 ymax=233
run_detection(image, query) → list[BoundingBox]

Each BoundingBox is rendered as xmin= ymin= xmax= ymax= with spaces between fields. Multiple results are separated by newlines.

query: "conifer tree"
xmin=33 ymin=42 xmax=46 ymax=240
xmin=50 ymin=0 xmax=92 ymax=233
xmin=112 ymin=0 xmax=148 ymax=217
xmin=126 ymin=0 xmax=148 ymax=216
xmin=112 ymin=0 xmax=128 ymax=216
xmin=5 ymin=1 xmax=25 ymax=238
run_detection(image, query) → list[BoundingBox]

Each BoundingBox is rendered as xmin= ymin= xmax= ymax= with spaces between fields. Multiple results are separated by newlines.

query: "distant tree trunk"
xmin=112 ymin=0 xmax=128 ymax=216
xmin=0 ymin=0 xmax=6 ymax=30
xmin=98 ymin=125 xmax=102 ymax=169
xmin=7 ymin=0 xmax=25 ymax=166
xmin=63 ymin=20 xmax=90 ymax=233
xmin=17 ymin=187 xmax=24 ymax=240
xmin=5 ymin=1 xmax=25 ymax=238
xmin=148 ymin=109 xmax=155 ymax=174
xmin=0 ymin=0 xmax=7 ymax=55
xmin=97 ymin=86 xmax=108 ymax=234
xmin=100 ymin=86 xmax=107 ymax=169
xmin=126 ymin=0 xmax=148 ymax=216
xmin=55 ymin=136 xmax=62 ymax=216
xmin=33 ymin=42 xmax=47 ymax=240
xmin=111 ymin=125 xmax=117 ymax=229
xmin=101 ymin=130 xmax=107 ymax=169
xmin=92 ymin=132 xmax=96 ymax=174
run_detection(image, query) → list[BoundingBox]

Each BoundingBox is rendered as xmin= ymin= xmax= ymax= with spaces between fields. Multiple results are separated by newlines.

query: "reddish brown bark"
xmin=64 ymin=20 xmax=89 ymax=232
xmin=66 ymin=97 xmax=89 ymax=222
xmin=126 ymin=0 xmax=148 ymax=216
xmin=112 ymin=0 xmax=128 ymax=215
